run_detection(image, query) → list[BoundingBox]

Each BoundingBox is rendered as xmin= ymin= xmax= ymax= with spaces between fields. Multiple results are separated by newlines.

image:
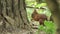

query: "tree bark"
xmin=45 ymin=0 xmax=60 ymax=34
xmin=0 ymin=0 xmax=32 ymax=34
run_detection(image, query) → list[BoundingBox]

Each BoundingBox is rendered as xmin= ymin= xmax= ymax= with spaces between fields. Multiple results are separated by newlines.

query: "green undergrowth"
xmin=36 ymin=21 xmax=56 ymax=34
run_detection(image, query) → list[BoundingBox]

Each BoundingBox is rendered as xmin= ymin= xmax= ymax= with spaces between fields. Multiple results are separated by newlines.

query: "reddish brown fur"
xmin=31 ymin=9 xmax=47 ymax=26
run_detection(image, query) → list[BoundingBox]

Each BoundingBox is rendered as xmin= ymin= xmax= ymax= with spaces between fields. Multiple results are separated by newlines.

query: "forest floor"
xmin=0 ymin=21 xmax=46 ymax=34
xmin=0 ymin=29 xmax=36 ymax=34
xmin=4 ymin=28 xmax=46 ymax=34
xmin=0 ymin=26 xmax=46 ymax=34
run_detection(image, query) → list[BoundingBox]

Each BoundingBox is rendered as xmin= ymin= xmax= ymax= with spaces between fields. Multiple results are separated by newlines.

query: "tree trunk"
xmin=45 ymin=0 xmax=60 ymax=34
xmin=0 ymin=0 xmax=32 ymax=34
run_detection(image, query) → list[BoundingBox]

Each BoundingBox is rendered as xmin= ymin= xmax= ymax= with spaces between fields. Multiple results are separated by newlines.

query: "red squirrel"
xmin=31 ymin=9 xmax=47 ymax=26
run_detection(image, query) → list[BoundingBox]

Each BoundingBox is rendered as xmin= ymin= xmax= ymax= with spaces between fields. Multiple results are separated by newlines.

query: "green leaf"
xmin=36 ymin=3 xmax=47 ymax=8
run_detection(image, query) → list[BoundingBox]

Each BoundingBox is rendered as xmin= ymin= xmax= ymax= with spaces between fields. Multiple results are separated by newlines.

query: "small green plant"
xmin=36 ymin=21 xmax=56 ymax=34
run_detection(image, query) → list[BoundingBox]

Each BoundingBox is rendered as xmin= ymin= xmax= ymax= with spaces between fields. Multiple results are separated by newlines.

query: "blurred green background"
xmin=25 ymin=0 xmax=56 ymax=34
